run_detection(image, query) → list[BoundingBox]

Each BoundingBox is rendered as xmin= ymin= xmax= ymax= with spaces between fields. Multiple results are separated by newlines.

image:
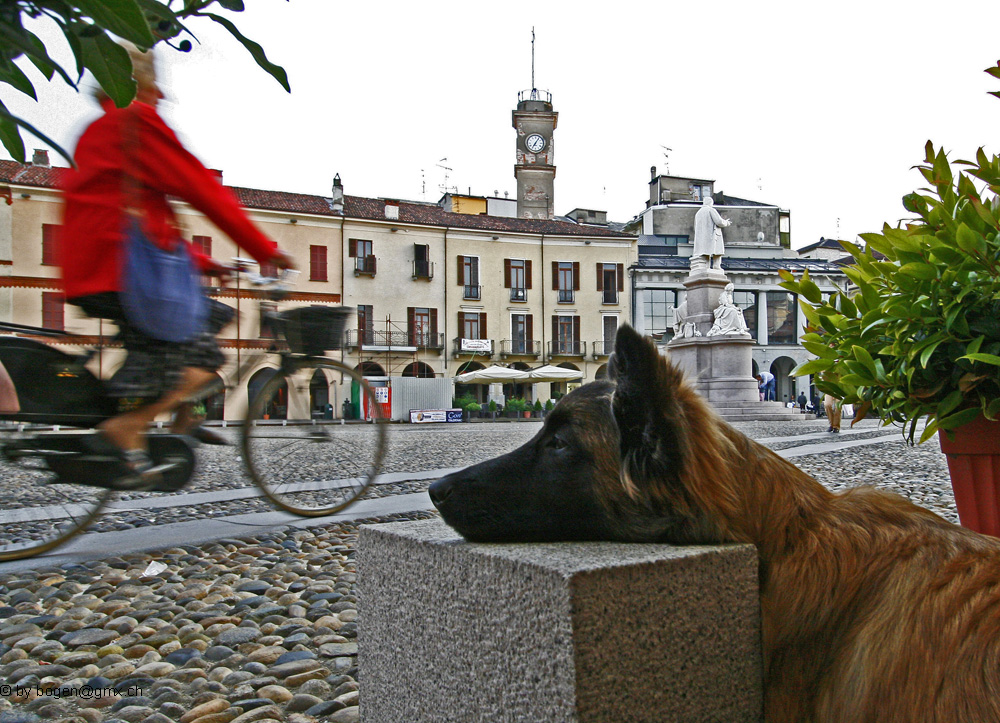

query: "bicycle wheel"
xmin=0 ymin=428 xmax=114 ymax=561
xmin=242 ymin=360 xmax=388 ymax=516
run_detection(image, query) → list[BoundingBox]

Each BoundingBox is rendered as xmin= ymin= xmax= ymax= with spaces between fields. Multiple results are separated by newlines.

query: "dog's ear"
xmin=610 ymin=325 xmax=689 ymax=490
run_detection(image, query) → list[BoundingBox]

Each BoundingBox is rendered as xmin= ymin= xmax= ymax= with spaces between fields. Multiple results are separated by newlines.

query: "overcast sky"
xmin=7 ymin=0 xmax=1000 ymax=249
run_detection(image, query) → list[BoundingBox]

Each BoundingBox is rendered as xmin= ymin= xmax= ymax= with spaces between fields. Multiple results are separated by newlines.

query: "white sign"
xmin=374 ymin=387 xmax=390 ymax=403
xmin=461 ymin=338 xmax=492 ymax=352
xmin=410 ymin=409 xmax=463 ymax=423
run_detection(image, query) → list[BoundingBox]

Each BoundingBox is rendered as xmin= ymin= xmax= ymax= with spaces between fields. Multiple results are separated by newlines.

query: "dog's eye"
xmin=548 ymin=434 xmax=569 ymax=451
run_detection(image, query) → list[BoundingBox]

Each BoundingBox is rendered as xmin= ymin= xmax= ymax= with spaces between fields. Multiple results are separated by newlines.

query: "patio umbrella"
xmin=526 ymin=365 xmax=584 ymax=382
xmin=453 ymin=365 xmax=531 ymax=384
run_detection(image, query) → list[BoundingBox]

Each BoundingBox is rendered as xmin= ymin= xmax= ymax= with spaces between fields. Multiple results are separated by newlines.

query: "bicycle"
xmin=0 ymin=275 xmax=388 ymax=561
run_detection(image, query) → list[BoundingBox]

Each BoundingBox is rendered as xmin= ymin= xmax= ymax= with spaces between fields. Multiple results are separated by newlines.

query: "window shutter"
xmin=457 ymin=256 xmax=465 ymax=285
xmin=526 ymin=314 xmax=533 ymax=343
xmin=573 ymin=262 xmax=580 ymax=291
xmin=617 ymin=263 xmax=625 ymax=292
xmin=596 ymin=263 xmax=603 ymax=291
xmin=573 ymin=316 xmax=581 ymax=342
xmin=525 ymin=260 xmax=532 ymax=289
xmin=407 ymin=307 xmax=416 ymax=345
xmin=504 ymin=259 xmax=511 ymax=288
xmin=430 ymin=308 xmax=438 ymax=336
xmin=349 ymin=239 xmax=357 ymax=258
xmin=480 ymin=312 xmax=487 ymax=339
xmin=552 ymin=315 xmax=558 ymax=343
xmin=552 ymin=261 xmax=558 ymax=290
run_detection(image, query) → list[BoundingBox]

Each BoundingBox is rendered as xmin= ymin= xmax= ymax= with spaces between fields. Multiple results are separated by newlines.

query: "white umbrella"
xmin=527 ymin=365 xmax=584 ymax=381
xmin=454 ymin=365 xmax=531 ymax=384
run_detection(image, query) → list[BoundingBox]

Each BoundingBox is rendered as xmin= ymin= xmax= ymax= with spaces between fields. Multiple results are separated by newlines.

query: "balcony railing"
xmin=557 ymin=289 xmax=574 ymax=304
xmin=510 ymin=287 xmax=527 ymax=302
xmin=413 ymin=260 xmax=434 ymax=280
xmin=500 ymin=339 xmax=541 ymax=358
xmin=452 ymin=337 xmax=493 ymax=358
xmin=345 ymin=329 xmax=444 ymax=350
xmin=355 ymin=255 xmax=377 ymax=276
xmin=548 ymin=340 xmax=586 ymax=357
xmin=463 ymin=284 xmax=481 ymax=300
xmin=591 ymin=340 xmax=613 ymax=358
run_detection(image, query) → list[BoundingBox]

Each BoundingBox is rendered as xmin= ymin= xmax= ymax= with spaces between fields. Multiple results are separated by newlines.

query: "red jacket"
xmin=60 ymin=100 xmax=277 ymax=299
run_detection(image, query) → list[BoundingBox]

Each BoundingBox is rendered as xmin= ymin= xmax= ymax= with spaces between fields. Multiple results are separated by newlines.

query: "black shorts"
xmin=70 ymin=292 xmax=234 ymax=400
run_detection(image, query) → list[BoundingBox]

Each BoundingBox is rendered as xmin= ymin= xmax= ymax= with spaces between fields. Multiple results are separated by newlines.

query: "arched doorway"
xmin=550 ymin=362 xmax=581 ymax=400
xmin=204 ymin=373 xmax=226 ymax=421
xmin=352 ymin=362 xmax=388 ymax=421
xmin=247 ymin=367 xmax=286 ymax=420
xmin=770 ymin=356 xmax=798 ymax=406
xmin=594 ymin=364 xmax=608 ymax=380
xmin=503 ymin=361 xmax=532 ymax=402
xmin=402 ymin=362 xmax=435 ymax=378
xmin=455 ymin=361 xmax=485 ymax=403
xmin=310 ymin=368 xmax=330 ymax=418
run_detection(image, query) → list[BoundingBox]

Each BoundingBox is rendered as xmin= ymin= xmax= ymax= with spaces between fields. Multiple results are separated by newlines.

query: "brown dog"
xmin=429 ymin=325 xmax=1000 ymax=723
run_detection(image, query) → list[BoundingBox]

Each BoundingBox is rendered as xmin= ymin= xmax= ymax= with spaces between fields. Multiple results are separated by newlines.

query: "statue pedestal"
xmin=667 ymin=270 xmax=760 ymax=407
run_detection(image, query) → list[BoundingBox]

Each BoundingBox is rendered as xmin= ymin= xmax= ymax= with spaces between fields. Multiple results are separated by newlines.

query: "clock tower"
xmin=513 ymin=89 xmax=557 ymax=219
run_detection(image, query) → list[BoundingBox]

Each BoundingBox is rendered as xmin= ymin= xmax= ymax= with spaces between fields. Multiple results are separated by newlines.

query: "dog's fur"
xmin=429 ymin=325 xmax=1000 ymax=723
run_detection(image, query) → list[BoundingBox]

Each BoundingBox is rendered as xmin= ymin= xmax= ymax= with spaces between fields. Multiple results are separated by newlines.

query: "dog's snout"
xmin=428 ymin=476 xmax=455 ymax=509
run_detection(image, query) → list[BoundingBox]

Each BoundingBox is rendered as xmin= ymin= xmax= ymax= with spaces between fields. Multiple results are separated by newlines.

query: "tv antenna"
xmin=436 ymin=157 xmax=454 ymax=194
xmin=660 ymin=145 xmax=672 ymax=174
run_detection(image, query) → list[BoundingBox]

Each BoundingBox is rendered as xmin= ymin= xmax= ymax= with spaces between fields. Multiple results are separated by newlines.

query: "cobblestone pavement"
xmin=0 ymin=417 xmax=953 ymax=722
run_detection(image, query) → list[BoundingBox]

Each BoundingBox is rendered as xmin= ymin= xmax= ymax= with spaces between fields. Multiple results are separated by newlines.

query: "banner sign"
xmin=410 ymin=408 xmax=464 ymax=424
xmin=460 ymin=338 xmax=492 ymax=352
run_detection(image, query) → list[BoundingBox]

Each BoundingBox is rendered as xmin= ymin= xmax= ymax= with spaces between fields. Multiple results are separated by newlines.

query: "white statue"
xmin=671 ymin=300 xmax=701 ymax=339
xmin=692 ymin=197 xmax=731 ymax=272
xmin=707 ymin=283 xmax=750 ymax=337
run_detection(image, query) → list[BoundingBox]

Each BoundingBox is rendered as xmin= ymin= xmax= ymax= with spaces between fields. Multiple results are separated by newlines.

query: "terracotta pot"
xmin=938 ymin=415 xmax=1000 ymax=536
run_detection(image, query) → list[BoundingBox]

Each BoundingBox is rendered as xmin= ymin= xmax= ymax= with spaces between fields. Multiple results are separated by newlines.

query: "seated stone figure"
xmin=707 ymin=283 xmax=750 ymax=337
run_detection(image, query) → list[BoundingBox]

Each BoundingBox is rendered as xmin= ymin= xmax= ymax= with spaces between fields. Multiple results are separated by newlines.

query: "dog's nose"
xmin=428 ymin=476 xmax=454 ymax=509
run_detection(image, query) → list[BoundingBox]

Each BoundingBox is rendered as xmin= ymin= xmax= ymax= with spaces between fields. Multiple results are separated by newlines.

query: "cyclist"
xmin=59 ymin=44 xmax=293 ymax=484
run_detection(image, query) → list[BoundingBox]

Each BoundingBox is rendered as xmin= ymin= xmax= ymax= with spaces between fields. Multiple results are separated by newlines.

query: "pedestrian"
xmin=797 ymin=391 xmax=807 ymax=411
xmin=824 ymin=394 xmax=841 ymax=433
xmin=756 ymin=370 xmax=776 ymax=401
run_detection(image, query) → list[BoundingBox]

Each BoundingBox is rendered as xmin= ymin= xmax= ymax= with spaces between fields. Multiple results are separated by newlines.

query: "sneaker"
xmin=188 ymin=425 xmax=230 ymax=446
xmin=827 ymin=427 xmax=834 ymax=433
xmin=831 ymin=428 xmax=840 ymax=433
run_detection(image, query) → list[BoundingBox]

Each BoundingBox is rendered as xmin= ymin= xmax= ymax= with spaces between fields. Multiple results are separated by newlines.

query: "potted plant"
xmin=466 ymin=401 xmax=482 ymax=420
xmin=488 ymin=399 xmax=498 ymax=419
xmin=506 ymin=398 xmax=527 ymax=418
xmin=544 ymin=398 xmax=555 ymax=416
xmin=780 ymin=69 xmax=1000 ymax=533
xmin=533 ymin=399 xmax=544 ymax=418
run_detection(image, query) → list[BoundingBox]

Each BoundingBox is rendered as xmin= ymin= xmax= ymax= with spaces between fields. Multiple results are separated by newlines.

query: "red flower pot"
xmin=939 ymin=416 xmax=1000 ymax=536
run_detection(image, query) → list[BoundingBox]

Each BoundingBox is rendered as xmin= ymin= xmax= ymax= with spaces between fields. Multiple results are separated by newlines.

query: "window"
xmin=408 ymin=307 xmax=438 ymax=346
xmin=601 ymin=316 xmax=618 ymax=356
xmin=259 ymin=301 xmax=277 ymax=339
xmin=358 ymin=304 xmax=374 ymax=345
xmin=310 ymin=245 xmax=328 ymax=281
xmin=510 ymin=313 xmax=533 ymax=354
xmin=767 ymin=291 xmax=797 ymax=345
xmin=192 ymin=235 xmax=212 ymax=257
xmin=41 ymin=292 xmax=64 ymax=331
xmin=42 ymin=224 xmax=61 ymax=265
xmin=458 ymin=256 xmax=480 ymax=300
xmin=733 ymin=290 xmax=757 ymax=339
xmin=504 ymin=259 xmax=532 ymax=302
xmin=643 ymin=288 xmax=677 ymax=339
xmin=596 ymin=263 xmax=624 ymax=304
xmin=350 ymin=239 xmax=376 ymax=275
xmin=638 ymin=235 xmax=684 ymax=257
xmin=552 ymin=261 xmax=579 ymax=303
xmin=552 ymin=315 xmax=581 ymax=355
xmin=413 ymin=244 xmax=432 ymax=279
xmin=460 ymin=312 xmax=487 ymax=340
xmin=260 ymin=258 xmax=278 ymax=279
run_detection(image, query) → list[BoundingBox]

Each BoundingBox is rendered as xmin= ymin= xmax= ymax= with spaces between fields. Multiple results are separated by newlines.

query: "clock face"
xmin=525 ymin=134 xmax=546 ymax=153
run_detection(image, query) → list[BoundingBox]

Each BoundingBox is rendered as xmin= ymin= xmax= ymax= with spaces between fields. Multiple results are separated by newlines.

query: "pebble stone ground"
xmin=0 ymin=416 xmax=954 ymax=723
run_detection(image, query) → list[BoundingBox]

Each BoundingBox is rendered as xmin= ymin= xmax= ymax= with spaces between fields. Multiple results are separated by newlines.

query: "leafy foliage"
xmin=0 ymin=0 xmax=289 ymax=164
xmin=780 ymin=64 xmax=1000 ymax=443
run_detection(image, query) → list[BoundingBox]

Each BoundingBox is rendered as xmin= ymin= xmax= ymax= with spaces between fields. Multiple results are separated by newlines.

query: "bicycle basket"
xmin=280 ymin=306 xmax=354 ymax=356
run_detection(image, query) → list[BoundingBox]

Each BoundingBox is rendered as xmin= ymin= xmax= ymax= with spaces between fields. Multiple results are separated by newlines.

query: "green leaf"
xmin=919 ymin=339 xmax=945 ymax=368
xmin=960 ymin=353 xmax=1000 ymax=366
xmin=76 ymin=30 xmax=136 ymax=107
xmin=938 ymin=407 xmax=983 ymax=431
xmin=852 ymin=345 xmax=878 ymax=375
xmin=956 ymin=223 xmax=984 ymax=255
xmin=898 ymin=262 xmax=938 ymax=280
xmin=196 ymin=12 xmax=290 ymax=92
xmin=0 ymin=110 xmax=25 ymax=164
xmin=792 ymin=358 xmax=834 ymax=376
xmin=75 ymin=0 xmax=156 ymax=47
xmin=0 ymin=60 xmax=37 ymax=100
xmin=937 ymin=390 xmax=965 ymax=417
xmin=0 ymin=24 xmax=76 ymax=87
xmin=928 ymin=245 xmax=964 ymax=265
xmin=0 ymin=102 xmax=75 ymax=165
xmin=802 ymin=341 xmax=839 ymax=359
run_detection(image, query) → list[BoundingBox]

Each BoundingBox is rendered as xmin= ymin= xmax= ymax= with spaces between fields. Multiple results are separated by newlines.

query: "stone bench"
xmin=358 ymin=518 xmax=763 ymax=722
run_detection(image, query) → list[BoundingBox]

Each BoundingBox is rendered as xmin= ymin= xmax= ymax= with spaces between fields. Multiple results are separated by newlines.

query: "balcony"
xmin=355 ymin=255 xmax=377 ymax=276
xmin=509 ymin=287 xmax=527 ymax=302
xmin=452 ymin=337 xmax=493 ymax=358
xmin=548 ymin=340 xmax=586 ymax=358
xmin=413 ymin=260 xmax=434 ymax=280
xmin=557 ymin=289 xmax=574 ymax=304
xmin=463 ymin=284 xmax=481 ymax=301
xmin=499 ymin=339 xmax=541 ymax=358
xmin=591 ymin=340 xmax=613 ymax=359
xmin=345 ymin=328 xmax=444 ymax=352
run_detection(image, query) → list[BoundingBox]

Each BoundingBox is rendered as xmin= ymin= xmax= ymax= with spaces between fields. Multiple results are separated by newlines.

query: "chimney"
xmin=384 ymin=200 xmax=399 ymax=220
xmin=650 ymin=165 xmax=657 ymax=181
xmin=32 ymin=149 xmax=50 ymax=168
xmin=208 ymin=169 xmax=223 ymax=182
xmin=331 ymin=174 xmax=344 ymax=215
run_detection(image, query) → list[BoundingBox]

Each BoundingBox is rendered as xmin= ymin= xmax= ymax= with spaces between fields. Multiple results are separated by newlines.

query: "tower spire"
xmin=531 ymin=27 xmax=536 ymax=94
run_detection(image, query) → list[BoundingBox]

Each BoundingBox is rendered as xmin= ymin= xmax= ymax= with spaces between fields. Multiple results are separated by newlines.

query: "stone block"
xmin=358 ymin=518 xmax=762 ymax=723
